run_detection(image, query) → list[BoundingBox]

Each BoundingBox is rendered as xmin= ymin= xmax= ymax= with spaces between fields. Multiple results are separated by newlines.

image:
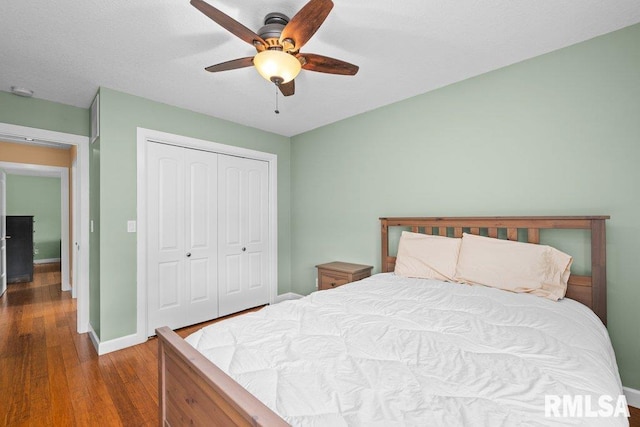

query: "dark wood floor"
xmin=1 ymin=263 xmax=638 ymax=426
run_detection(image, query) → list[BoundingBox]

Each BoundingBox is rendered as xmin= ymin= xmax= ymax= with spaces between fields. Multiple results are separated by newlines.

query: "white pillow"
xmin=453 ymin=233 xmax=572 ymax=301
xmin=394 ymin=231 xmax=461 ymax=282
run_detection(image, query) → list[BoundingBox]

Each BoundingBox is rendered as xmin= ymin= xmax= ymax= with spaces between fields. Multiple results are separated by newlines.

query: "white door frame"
xmin=0 ymin=170 xmax=6 ymax=297
xmin=0 ymin=123 xmax=90 ymax=333
xmin=71 ymin=157 xmax=79 ymax=299
xmin=0 ymin=162 xmax=69 ymax=288
xmin=136 ymin=128 xmax=278 ymax=342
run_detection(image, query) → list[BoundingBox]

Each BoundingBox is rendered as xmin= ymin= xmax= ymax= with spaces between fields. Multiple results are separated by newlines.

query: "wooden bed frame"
xmin=157 ymin=215 xmax=609 ymax=426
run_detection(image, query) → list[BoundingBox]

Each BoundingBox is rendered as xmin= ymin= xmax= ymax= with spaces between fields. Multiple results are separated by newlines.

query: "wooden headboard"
xmin=380 ymin=216 xmax=610 ymax=325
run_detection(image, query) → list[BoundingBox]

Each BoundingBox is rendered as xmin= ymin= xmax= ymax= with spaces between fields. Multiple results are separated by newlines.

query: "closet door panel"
xmin=222 ymin=167 xmax=242 ymax=245
xmin=157 ymin=157 xmax=182 ymax=253
xmin=245 ymin=162 xmax=269 ymax=294
xmin=147 ymin=143 xmax=218 ymax=335
xmin=218 ymin=162 xmax=244 ymax=308
xmin=182 ymin=149 xmax=219 ymax=325
xmin=248 ymin=252 xmax=263 ymax=289
xmin=218 ymin=155 xmax=269 ymax=317
xmin=147 ymin=143 xmax=186 ymax=335
xmin=224 ymin=254 xmax=242 ymax=294
xmin=158 ymin=261 xmax=180 ymax=308
xmin=189 ymin=258 xmax=209 ymax=302
xmin=189 ymin=162 xmax=210 ymax=249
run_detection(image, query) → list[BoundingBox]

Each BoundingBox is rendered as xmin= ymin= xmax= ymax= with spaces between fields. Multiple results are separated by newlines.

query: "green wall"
xmin=6 ymin=175 xmax=62 ymax=260
xmin=96 ymin=88 xmax=291 ymax=341
xmin=0 ymin=90 xmax=90 ymax=136
xmin=291 ymin=23 xmax=640 ymax=389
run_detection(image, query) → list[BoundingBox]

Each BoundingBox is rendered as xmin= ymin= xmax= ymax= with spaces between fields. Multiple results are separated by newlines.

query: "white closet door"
xmin=183 ymin=148 xmax=219 ymax=325
xmin=147 ymin=143 xmax=218 ymax=335
xmin=218 ymin=155 xmax=269 ymax=317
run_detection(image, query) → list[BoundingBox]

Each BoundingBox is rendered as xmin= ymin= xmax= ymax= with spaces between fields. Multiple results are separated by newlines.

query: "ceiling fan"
xmin=190 ymin=0 xmax=359 ymax=97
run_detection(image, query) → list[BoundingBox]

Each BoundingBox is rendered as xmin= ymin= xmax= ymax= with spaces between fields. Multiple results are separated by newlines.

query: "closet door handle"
xmin=186 ymin=252 xmax=191 ymax=257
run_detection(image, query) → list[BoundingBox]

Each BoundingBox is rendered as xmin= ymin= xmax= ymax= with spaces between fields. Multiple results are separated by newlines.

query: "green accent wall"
xmin=95 ymin=88 xmax=291 ymax=341
xmin=0 ymin=90 xmax=90 ymax=136
xmin=291 ymin=23 xmax=640 ymax=389
xmin=6 ymin=175 xmax=61 ymax=260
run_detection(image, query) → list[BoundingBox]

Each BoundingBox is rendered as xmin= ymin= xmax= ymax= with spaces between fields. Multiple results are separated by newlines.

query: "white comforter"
xmin=186 ymin=273 xmax=626 ymax=426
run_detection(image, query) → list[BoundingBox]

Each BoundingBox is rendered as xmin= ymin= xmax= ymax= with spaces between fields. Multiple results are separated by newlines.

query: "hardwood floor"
xmin=1 ymin=263 xmax=638 ymax=426
xmin=0 ymin=263 xmax=225 ymax=426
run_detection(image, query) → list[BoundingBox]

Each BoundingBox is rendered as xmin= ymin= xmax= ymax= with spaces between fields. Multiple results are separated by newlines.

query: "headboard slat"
xmin=380 ymin=216 xmax=610 ymax=325
xmin=527 ymin=228 xmax=540 ymax=244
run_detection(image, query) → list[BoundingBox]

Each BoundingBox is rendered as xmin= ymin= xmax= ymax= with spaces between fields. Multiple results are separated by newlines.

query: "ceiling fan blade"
xmin=280 ymin=0 xmax=333 ymax=51
xmin=205 ymin=57 xmax=254 ymax=72
xmin=190 ymin=0 xmax=266 ymax=48
xmin=299 ymin=53 xmax=359 ymax=75
xmin=278 ymin=80 xmax=295 ymax=97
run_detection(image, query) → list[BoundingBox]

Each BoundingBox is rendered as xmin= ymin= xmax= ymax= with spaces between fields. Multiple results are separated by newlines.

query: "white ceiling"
xmin=1 ymin=1 xmax=639 ymax=137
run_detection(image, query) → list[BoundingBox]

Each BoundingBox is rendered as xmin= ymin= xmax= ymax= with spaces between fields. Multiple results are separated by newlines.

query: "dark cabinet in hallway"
xmin=7 ymin=215 xmax=34 ymax=283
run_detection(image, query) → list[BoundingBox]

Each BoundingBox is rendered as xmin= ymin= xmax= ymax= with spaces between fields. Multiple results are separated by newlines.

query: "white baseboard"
xmin=98 ymin=333 xmax=147 ymax=355
xmin=88 ymin=324 xmax=100 ymax=354
xmin=87 ymin=323 xmax=147 ymax=355
xmin=33 ymin=258 xmax=61 ymax=264
xmin=273 ymin=292 xmax=303 ymax=303
xmin=624 ymin=386 xmax=640 ymax=409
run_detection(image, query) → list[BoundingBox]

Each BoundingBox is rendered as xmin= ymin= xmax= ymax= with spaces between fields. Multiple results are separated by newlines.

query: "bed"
xmin=157 ymin=216 xmax=624 ymax=426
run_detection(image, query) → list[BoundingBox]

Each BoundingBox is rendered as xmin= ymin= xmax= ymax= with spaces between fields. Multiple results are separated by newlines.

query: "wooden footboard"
xmin=156 ymin=326 xmax=289 ymax=427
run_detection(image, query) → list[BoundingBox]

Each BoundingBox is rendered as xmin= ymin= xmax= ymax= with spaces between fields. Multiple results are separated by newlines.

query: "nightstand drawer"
xmin=316 ymin=261 xmax=373 ymax=291
xmin=319 ymin=272 xmax=350 ymax=290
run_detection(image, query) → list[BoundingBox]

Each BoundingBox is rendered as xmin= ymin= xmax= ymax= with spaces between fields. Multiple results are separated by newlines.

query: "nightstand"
xmin=316 ymin=261 xmax=373 ymax=291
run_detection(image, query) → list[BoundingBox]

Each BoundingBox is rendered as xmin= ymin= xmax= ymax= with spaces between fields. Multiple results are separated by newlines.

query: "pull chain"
xmin=274 ymin=84 xmax=280 ymax=115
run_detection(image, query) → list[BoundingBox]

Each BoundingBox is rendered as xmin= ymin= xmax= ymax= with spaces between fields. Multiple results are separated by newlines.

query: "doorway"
xmin=0 ymin=163 xmax=69 ymax=289
xmin=0 ymin=123 xmax=90 ymax=333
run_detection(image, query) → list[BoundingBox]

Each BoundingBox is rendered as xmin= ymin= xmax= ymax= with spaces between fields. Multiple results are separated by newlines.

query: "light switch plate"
xmin=127 ymin=220 xmax=137 ymax=233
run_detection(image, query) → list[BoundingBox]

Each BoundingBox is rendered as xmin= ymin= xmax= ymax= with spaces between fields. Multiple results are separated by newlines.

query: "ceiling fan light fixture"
xmin=253 ymin=50 xmax=301 ymax=84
